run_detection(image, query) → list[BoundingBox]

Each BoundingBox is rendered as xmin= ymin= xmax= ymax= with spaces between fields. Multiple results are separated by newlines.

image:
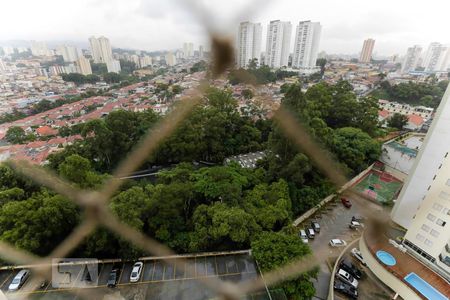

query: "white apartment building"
xmin=236 ymin=21 xmax=262 ymax=68
xmin=198 ymin=45 xmax=204 ymax=58
xmin=2 ymin=46 xmax=15 ymax=56
xmin=139 ymin=56 xmax=152 ymax=68
xmin=106 ymin=59 xmax=121 ymax=73
xmin=359 ymin=38 xmax=375 ymax=63
xmin=76 ymin=56 xmax=92 ymax=75
xmin=165 ymin=52 xmax=177 ymax=66
xmin=378 ymin=99 xmax=433 ymax=119
xmin=292 ymin=21 xmax=322 ymax=71
xmin=183 ymin=42 xmax=194 ymax=58
xmin=401 ymin=45 xmax=422 ymax=74
xmin=57 ymin=45 xmax=80 ymax=63
xmin=403 ymin=150 xmax=450 ymax=279
xmin=265 ymin=20 xmax=292 ymax=69
xmin=89 ymin=36 xmax=113 ymax=64
xmin=423 ymin=42 xmax=450 ymax=72
xmin=392 ymin=83 xmax=450 ymax=229
xmin=30 ymin=41 xmax=51 ymax=56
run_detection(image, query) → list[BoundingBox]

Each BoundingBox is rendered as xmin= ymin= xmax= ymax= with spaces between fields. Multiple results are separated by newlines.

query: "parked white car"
xmin=349 ymin=221 xmax=364 ymax=230
xmin=8 ymin=269 xmax=30 ymax=291
xmin=299 ymin=229 xmax=309 ymax=243
xmin=329 ymin=239 xmax=347 ymax=247
xmin=351 ymin=248 xmax=367 ymax=266
xmin=336 ymin=268 xmax=358 ymax=288
xmin=129 ymin=262 xmax=143 ymax=282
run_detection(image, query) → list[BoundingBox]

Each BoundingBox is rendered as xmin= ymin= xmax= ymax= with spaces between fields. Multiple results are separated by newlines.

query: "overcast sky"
xmin=0 ymin=0 xmax=448 ymax=56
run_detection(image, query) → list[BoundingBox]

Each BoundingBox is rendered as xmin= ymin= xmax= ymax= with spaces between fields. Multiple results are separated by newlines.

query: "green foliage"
xmin=0 ymin=109 xmax=27 ymax=125
xmin=228 ymin=65 xmax=297 ymax=85
xmin=62 ymin=73 xmax=100 ymax=85
xmin=0 ymin=192 xmax=79 ymax=255
xmin=329 ymin=127 xmax=381 ymax=173
xmin=58 ymin=154 xmax=106 ymax=188
xmin=242 ymin=88 xmax=253 ymax=99
xmin=251 ymin=232 xmax=317 ymax=300
xmin=193 ymin=165 xmax=249 ymax=205
xmin=387 ymin=113 xmax=409 ymax=130
xmin=5 ymin=126 xmax=35 ymax=144
xmin=103 ymin=72 xmax=122 ymax=83
xmin=119 ymin=59 xmax=137 ymax=75
xmin=371 ymin=80 xmax=448 ymax=108
xmin=91 ymin=62 xmax=107 ymax=75
xmin=5 ymin=126 xmax=26 ymax=144
xmin=190 ymin=60 xmax=207 ymax=73
xmin=190 ymin=202 xmax=261 ymax=251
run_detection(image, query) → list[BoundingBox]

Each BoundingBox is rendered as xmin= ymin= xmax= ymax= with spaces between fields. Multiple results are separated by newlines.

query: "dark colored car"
xmin=352 ymin=215 xmax=366 ymax=222
xmin=107 ymin=269 xmax=120 ymax=288
xmin=341 ymin=197 xmax=352 ymax=208
xmin=334 ymin=279 xmax=358 ymax=299
xmin=310 ymin=221 xmax=320 ymax=233
xmin=340 ymin=258 xmax=362 ymax=279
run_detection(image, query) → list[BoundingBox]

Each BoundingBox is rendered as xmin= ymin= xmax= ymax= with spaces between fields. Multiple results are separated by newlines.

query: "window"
xmin=432 ymin=203 xmax=443 ymax=212
xmin=416 ymin=233 xmax=425 ymax=242
xmin=421 ymin=224 xmax=430 ymax=232
xmin=424 ymin=239 xmax=433 ymax=247
xmin=436 ymin=219 xmax=446 ymax=227
xmin=444 ymin=208 xmax=450 ymax=216
xmin=439 ymin=191 xmax=450 ymax=200
xmin=430 ymin=229 xmax=440 ymax=237
xmin=427 ymin=213 xmax=436 ymax=222
xmin=446 ymin=179 xmax=450 ymax=186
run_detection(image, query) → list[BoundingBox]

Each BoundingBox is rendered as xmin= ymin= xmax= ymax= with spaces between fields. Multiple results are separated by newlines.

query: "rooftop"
xmin=364 ymin=232 xmax=450 ymax=299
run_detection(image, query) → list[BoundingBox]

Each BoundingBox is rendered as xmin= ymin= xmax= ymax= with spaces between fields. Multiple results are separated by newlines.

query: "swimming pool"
xmin=376 ymin=250 xmax=396 ymax=266
xmin=404 ymin=272 xmax=448 ymax=300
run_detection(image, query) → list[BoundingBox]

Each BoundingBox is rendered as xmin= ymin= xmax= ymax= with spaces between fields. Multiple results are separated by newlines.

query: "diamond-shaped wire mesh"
xmin=0 ymin=1 xmax=389 ymax=299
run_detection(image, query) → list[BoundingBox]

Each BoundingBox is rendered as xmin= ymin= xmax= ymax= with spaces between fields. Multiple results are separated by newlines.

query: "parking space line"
xmin=214 ymin=256 xmax=219 ymax=276
xmin=117 ymin=263 xmax=125 ymax=284
xmin=0 ymin=272 xmax=13 ymax=288
xmin=71 ymin=264 xmax=84 ymax=288
xmin=140 ymin=262 xmax=146 ymax=282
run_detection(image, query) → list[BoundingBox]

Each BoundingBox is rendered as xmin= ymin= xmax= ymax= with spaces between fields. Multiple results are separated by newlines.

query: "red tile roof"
xmin=36 ymin=125 xmax=58 ymax=136
xmin=408 ymin=114 xmax=424 ymax=126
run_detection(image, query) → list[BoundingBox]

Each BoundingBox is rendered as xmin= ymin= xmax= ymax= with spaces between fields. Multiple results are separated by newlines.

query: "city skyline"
xmin=0 ymin=0 xmax=448 ymax=56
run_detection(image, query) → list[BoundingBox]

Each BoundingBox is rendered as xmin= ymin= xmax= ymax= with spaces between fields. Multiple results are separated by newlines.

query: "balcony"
xmin=445 ymin=243 xmax=450 ymax=254
xmin=439 ymin=254 xmax=450 ymax=267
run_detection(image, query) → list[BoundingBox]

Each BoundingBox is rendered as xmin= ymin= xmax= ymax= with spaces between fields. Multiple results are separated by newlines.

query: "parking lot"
xmin=295 ymin=197 xmax=383 ymax=300
xmin=0 ymin=252 xmax=269 ymax=300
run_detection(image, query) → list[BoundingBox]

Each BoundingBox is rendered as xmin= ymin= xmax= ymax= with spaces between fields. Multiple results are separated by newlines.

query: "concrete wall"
xmin=359 ymin=236 xmax=421 ymax=300
xmin=293 ymin=164 xmax=374 ymax=227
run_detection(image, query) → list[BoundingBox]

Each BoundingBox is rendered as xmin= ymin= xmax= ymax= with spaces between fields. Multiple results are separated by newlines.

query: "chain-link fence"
xmin=0 ymin=1 xmax=392 ymax=299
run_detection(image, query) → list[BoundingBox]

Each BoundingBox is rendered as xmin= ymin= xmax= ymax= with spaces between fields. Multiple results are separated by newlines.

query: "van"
xmin=8 ymin=269 xmax=30 ymax=291
xmin=306 ymin=228 xmax=315 ymax=239
xmin=336 ymin=269 xmax=358 ymax=288
xmin=299 ymin=230 xmax=308 ymax=243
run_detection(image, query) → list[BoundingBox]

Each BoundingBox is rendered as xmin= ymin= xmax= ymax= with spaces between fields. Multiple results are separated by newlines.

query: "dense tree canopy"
xmin=387 ymin=113 xmax=408 ymax=130
xmin=252 ymin=232 xmax=318 ymax=300
xmin=370 ymin=80 xmax=449 ymax=108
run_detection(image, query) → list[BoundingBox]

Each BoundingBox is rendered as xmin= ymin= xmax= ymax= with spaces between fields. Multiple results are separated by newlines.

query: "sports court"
xmin=353 ymin=170 xmax=403 ymax=204
xmin=385 ymin=141 xmax=418 ymax=158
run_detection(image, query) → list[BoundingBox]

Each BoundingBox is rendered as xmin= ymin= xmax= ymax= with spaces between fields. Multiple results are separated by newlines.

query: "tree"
xmin=189 ymin=202 xmax=261 ymax=251
xmin=251 ymin=232 xmax=318 ymax=300
xmin=58 ymin=154 xmax=106 ymax=188
xmin=103 ymin=72 xmax=122 ymax=83
xmin=242 ymin=89 xmax=253 ymax=99
xmin=5 ymin=126 xmax=26 ymax=144
xmin=193 ymin=165 xmax=248 ymax=205
xmin=329 ymin=127 xmax=381 ymax=173
xmin=387 ymin=113 xmax=408 ymax=130
xmin=0 ymin=192 xmax=79 ymax=255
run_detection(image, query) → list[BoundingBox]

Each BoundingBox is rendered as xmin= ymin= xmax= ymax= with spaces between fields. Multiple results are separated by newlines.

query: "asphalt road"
xmin=296 ymin=199 xmax=363 ymax=300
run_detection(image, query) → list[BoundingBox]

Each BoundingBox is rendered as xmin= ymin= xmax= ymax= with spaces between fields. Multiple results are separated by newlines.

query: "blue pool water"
xmin=404 ymin=272 xmax=448 ymax=300
xmin=376 ymin=250 xmax=396 ymax=266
